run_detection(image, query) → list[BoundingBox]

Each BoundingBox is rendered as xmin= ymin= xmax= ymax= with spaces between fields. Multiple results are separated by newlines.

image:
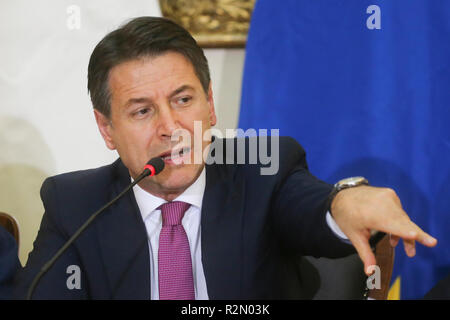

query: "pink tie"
xmin=158 ymin=201 xmax=195 ymax=300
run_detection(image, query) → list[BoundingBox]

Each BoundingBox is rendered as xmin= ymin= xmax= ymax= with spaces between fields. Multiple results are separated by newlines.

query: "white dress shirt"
xmin=133 ymin=167 xmax=209 ymax=300
xmin=132 ymin=167 xmax=349 ymax=300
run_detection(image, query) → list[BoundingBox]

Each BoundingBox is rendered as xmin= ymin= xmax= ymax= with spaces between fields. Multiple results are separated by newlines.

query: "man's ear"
xmin=207 ymin=83 xmax=217 ymax=127
xmin=94 ymin=109 xmax=116 ymax=150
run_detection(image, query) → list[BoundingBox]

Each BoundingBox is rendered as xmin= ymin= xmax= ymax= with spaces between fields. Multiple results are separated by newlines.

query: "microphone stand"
xmin=27 ymin=159 xmax=163 ymax=300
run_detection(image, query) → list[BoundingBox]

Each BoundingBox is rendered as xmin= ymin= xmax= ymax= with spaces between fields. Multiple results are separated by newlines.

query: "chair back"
xmin=367 ymin=234 xmax=395 ymax=300
xmin=298 ymin=234 xmax=395 ymax=300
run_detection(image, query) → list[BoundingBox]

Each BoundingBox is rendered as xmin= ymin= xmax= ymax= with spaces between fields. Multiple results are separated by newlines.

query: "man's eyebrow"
xmin=169 ymin=85 xmax=194 ymax=98
xmin=124 ymin=85 xmax=194 ymax=108
xmin=124 ymin=97 xmax=152 ymax=108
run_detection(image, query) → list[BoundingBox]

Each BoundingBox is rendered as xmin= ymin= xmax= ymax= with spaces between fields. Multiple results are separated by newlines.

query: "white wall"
xmin=0 ymin=0 xmax=245 ymax=264
xmin=204 ymin=49 xmax=245 ymax=135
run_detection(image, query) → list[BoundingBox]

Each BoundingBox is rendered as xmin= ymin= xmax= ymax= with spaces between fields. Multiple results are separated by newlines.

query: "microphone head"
xmin=144 ymin=157 xmax=165 ymax=176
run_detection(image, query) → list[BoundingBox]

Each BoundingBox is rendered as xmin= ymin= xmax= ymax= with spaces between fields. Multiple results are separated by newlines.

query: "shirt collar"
xmin=132 ymin=166 xmax=206 ymax=222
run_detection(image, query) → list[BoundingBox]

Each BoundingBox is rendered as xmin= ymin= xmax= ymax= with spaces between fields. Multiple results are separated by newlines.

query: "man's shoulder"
xmin=47 ymin=158 xmax=122 ymax=185
xmin=207 ymin=135 xmax=307 ymax=179
xmin=223 ymin=135 xmax=303 ymax=149
xmin=0 ymin=225 xmax=18 ymax=258
xmin=216 ymin=135 xmax=305 ymax=161
xmin=223 ymin=135 xmax=306 ymax=166
xmin=40 ymin=158 xmax=125 ymax=204
xmin=0 ymin=225 xmax=20 ymax=299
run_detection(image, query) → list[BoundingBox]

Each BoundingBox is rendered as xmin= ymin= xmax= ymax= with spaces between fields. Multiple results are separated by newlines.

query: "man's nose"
xmin=156 ymin=106 xmax=179 ymax=139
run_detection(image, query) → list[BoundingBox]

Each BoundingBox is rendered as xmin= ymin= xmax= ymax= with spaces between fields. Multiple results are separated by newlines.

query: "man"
xmin=14 ymin=17 xmax=437 ymax=299
xmin=0 ymin=225 xmax=21 ymax=299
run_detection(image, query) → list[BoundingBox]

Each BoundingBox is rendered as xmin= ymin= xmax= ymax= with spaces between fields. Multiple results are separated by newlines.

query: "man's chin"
xmin=151 ymin=163 xmax=203 ymax=192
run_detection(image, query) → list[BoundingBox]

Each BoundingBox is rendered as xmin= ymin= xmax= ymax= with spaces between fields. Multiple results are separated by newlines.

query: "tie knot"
xmin=159 ymin=201 xmax=191 ymax=226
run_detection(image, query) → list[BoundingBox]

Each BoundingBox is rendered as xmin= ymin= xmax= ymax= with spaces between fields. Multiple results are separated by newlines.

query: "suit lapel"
xmin=95 ymin=160 xmax=150 ymax=299
xmin=93 ymin=149 xmax=245 ymax=299
xmin=201 ymin=162 xmax=245 ymax=299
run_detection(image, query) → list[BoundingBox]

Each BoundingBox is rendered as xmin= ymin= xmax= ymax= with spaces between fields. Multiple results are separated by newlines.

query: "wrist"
xmin=328 ymin=177 xmax=369 ymax=217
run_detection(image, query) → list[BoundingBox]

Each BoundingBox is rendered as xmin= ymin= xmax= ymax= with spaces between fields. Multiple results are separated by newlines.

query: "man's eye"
xmin=175 ymin=96 xmax=192 ymax=105
xmin=133 ymin=108 xmax=151 ymax=118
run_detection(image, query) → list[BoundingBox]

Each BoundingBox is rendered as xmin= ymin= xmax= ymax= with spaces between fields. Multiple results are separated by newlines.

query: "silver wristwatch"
xmin=328 ymin=176 xmax=381 ymax=240
xmin=332 ymin=176 xmax=369 ymax=196
xmin=328 ymin=177 xmax=369 ymax=212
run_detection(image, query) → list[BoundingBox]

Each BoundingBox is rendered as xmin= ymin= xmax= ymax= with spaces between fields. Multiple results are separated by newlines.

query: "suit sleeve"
xmin=271 ymin=137 xmax=355 ymax=258
xmin=13 ymin=177 xmax=89 ymax=299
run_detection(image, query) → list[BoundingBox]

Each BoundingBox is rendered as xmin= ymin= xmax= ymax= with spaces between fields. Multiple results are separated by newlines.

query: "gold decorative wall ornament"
xmin=159 ymin=0 xmax=256 ymax=48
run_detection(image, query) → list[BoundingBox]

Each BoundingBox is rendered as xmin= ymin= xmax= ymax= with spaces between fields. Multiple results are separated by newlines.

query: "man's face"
xmin=94 ymin=52 xmax=216 ymax=200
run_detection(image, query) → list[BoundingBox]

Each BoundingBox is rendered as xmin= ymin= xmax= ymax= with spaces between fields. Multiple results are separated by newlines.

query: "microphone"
xmin=142 ymin=157 xmax=165 ymax=177
xmin=26 ymin=157 xmax=165 ymax=300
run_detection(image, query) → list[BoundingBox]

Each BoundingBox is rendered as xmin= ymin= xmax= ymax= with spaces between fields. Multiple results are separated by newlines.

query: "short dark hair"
xmin=87 ymin=16 xmax=211 ymax=117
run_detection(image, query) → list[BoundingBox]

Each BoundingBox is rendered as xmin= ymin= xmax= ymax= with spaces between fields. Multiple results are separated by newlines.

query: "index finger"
xmin=374 ymin=210 xmax=437 ymax=247
xmin=409 ymin=221 xmax=437 ymax=247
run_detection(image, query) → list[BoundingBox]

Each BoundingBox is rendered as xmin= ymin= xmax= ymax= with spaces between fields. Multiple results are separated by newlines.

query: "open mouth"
xmin=158 ymin=147 xmax=191 ymax=162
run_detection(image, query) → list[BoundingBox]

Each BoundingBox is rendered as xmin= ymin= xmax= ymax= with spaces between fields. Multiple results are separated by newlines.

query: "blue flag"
xmin=239 ymin=0 xmax=450 ymax=299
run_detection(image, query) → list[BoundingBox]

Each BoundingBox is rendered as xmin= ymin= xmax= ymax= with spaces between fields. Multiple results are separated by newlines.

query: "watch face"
xmin=337 ymin=176 xmax=368 ymax=187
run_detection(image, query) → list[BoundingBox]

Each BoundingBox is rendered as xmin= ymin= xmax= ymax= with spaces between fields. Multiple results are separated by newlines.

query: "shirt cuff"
xmin=326 ymin=211 xmax=351 ymax=243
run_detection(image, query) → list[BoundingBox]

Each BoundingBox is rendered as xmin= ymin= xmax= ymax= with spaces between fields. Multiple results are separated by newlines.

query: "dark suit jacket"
xmin=14 ymin=137 xmax=355 ymax=299
xmin=0 ymin=225 xmax=21 ymax=300
xmin=424 ymin=273 xmax=450 ymax=299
